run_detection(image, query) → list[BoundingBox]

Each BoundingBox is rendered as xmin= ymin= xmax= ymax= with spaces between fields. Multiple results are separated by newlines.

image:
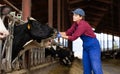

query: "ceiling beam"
xmin=86 ymin=11 xmax=104 ymax=17
xmin=86 ymin=17 xmax=100 ymax=22
xmin=89 ymin=5 xmax=108 ymax=11
xmin=68 ymin=0 xmax=84 ymax=4
xmin=95 ymin=0 xmax=112 ymax=4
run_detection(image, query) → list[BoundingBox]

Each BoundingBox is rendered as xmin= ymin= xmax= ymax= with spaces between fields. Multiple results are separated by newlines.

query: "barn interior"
xmin=0 ymin=0 xmax=120 ymax=74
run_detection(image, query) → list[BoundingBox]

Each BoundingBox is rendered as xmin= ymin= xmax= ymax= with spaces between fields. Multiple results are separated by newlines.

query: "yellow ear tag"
xmin=27 ymin=24 xmax=31 ymax=30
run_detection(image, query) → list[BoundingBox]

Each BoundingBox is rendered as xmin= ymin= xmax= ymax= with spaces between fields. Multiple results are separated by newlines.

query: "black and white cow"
xmin=45 ymin=46 xmax=57 ymax=59
xmin=56 ymin=46 xmax=74 ymax=66
xmin=45 ymin=45 xmax=74 ymax=66
xmin=0 ymin=17 xmax=9 ymax=39
xmin=0 ymin=5 xmax=11 ymax=16
xmin=0 ymin=5 xmax=11 ymax=39
xmin=12 ymin=19 xmax=56 ymax=61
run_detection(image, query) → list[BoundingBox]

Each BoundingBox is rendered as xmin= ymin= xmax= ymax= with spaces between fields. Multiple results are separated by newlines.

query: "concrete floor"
xmin=69 ymin=59 xmax=120 ymax=74
xmin=29 ymin=63 xmax=58 ymax=74
xmin=13 ymin=59 xmax=120 ymax=74
xmin=103 ymin=64 xmax=120 ymax=74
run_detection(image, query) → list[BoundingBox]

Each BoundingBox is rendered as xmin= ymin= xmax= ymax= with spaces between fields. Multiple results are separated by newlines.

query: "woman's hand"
xmin=60 ymin=32 xmax=68 ymax=39
xmin=60 ymin=32 xmax=66 ymax=36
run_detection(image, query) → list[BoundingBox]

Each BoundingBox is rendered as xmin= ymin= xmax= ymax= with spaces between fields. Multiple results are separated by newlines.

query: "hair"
xmin=79 ymin=15 xmax=85 ymax=20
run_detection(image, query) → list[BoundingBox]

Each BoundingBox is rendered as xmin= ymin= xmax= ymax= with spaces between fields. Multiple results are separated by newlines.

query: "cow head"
xmin=12 ymin=18 xmax=57 ymax=61
xmin=26 ymin=18 xmax=57 ymax=42
xmin=0 ymin=18 xmax=9 ymax=39
xmin=0 ymin=5 xmax=11 ymax=15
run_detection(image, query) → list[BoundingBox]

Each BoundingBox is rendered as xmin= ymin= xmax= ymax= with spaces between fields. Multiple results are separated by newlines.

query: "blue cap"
xmin=72 ymin=8 xmax=85 ymax=16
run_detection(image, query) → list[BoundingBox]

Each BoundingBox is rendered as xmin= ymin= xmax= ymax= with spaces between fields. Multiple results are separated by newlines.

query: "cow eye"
xmin=27 ymin=24 xmax=31 ymax=30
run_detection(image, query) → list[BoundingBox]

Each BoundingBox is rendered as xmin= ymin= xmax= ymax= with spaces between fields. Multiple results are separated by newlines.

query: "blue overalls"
xmin=80 ymin=35 xmax=103 ymax=74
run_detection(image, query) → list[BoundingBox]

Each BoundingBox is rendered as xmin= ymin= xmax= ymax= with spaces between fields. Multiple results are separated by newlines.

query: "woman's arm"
xmin=68 ymin=24 xmax=86 ymax=41
xmin=59 ymin=23 xmax=76 ymax=39
xmin=65 ymin=23 xmax=76 ymax=36
xmin=60 ymin=32 xmax=69 ymax=39
xmin=60 ymin=24 xmax=86 ymax=41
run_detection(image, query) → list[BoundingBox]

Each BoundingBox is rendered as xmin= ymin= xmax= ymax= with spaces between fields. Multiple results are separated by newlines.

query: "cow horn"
xmin=27 ymin=17 xmax=36 ymax=21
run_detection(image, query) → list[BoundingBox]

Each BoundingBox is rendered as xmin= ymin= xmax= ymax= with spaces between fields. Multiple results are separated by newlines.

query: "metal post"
xmin=103 ymin=34 xmax=105 ymax=51
xmin=112 ymin=35 xmax=114 ymax=50
xmin=0 ymin=40 xmax=2 ymax=73
xmin=100 ymin=33 xmax=102 ymax=51
xmin=61 ymin=0 xmax=65 ymax=31
xmin=22 ymin=0 xmax=31 ymax=22
xmin=119 ymin=37 xmax=120 ymax=49
xmin=57 ymin=0 xmax=61 ymax=31
xmin=48 ymin=0 xmax=53 ymax=27
xmin=3 ymin=0 xmax=22 ymax=13
xmin=57 ymin=0 xmax=61 ymax=43
xmin=107 ymin=34 xmax=109 ymax=51
xmin=118 ymin=0 xmax=120 ymax=49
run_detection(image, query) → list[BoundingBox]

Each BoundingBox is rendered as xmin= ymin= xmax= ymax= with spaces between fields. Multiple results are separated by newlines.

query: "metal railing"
xmin=0 ymin=12 xmax=55 ymax=74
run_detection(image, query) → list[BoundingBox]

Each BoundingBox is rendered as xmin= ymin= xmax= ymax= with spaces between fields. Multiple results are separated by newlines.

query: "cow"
xmin=0 ymin=17 xmax=9 ymax=39
xmin=0 ymin=5 xmax=11 ymax=39
xmin=12 ymin=18 xmax=56 ymax=61
xmin=56 ymin=46 xmax=74 ymax=66
xmin=114 ymin=51 xmax=120 ymax=59
xmin=101 ymin=50 xmax=120 ymax=59
xmin=0 ymin=5 xmax=11 ymax=16
xmin=45 ymin=46 xmax=57 ymax=59
xmin=45 ymin=45 xmax=74 ymax=66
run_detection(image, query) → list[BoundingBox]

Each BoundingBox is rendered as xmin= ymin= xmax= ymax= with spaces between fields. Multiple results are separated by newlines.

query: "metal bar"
xmin=100 ymin=33 xmax=102 ymax=51
xmin=107 ymin=34 xmax=109 ymax=51
xmin=0 ymin=40 xmax=2 ymax=73
xmin=3 ymin=0 xmax=22 ymax=13
xmin=6 ymin=20 xmax=15 ymax=72
xmin=112 ymin=35 xmax=114 ymax=50
xmin=61 ymin=0 xmax=65 ymax=31
xmin=119 ymin=37 xmax=120 ymax=49
xmin=103 ymin=34 xmax=105 ymax=51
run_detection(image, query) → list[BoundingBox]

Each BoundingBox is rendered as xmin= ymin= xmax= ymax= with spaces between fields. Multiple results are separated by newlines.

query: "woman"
xmin=60 ymin=8 xmax=103 ymax=74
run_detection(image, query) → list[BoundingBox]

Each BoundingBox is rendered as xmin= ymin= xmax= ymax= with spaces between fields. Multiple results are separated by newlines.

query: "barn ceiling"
xmin=0 ymin=0 xmax=120 ymax=37
xmin=68 ymin=0 xmax=120 ymax=36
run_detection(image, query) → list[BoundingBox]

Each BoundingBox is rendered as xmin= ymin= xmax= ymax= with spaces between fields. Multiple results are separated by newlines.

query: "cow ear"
xmin=27 ymin=24 xmax=31 ymax=30
xmin=27 ymin=17 xmax=32 ymax=24
xmin=1 ymin=6 xmax=12 ymax=15
xmin=27 ymin=17 xmax=31 ymax=30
